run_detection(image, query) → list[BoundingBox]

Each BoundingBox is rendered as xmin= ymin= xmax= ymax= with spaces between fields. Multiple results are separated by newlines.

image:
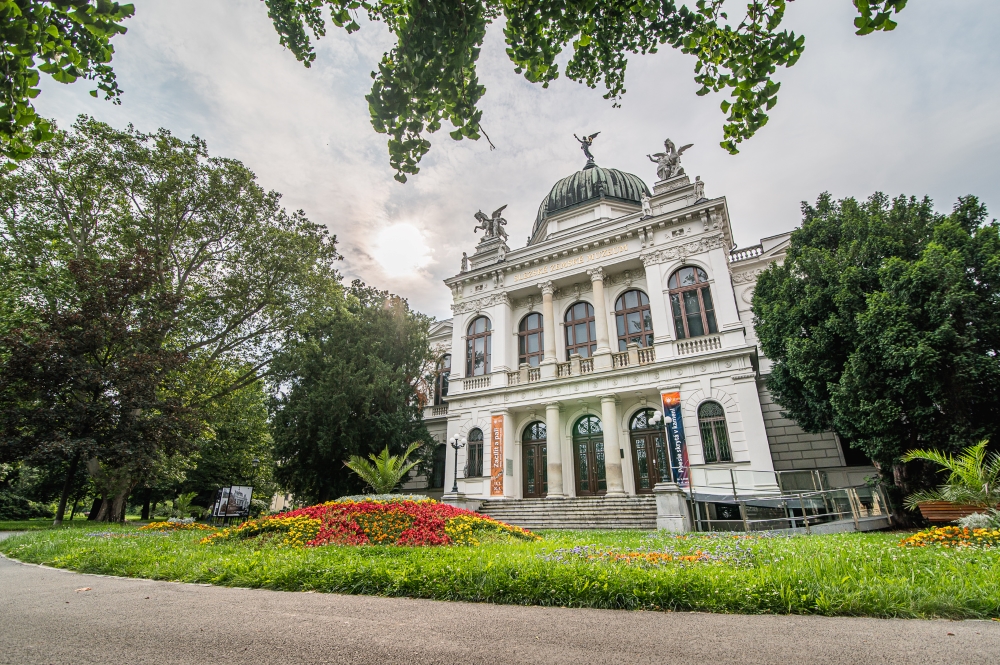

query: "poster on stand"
xmin=490 ymin=414 xmax=504 ymax=496
xmin=661 ymin=391 xmax=690 ymax=488
xmin=223 ymin=486 xmax=254 ymax=517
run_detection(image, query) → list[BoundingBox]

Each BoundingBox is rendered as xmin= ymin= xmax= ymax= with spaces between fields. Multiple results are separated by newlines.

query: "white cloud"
xmin=371 ymin=224 xmax=433 ymax=279
xmin=32 ymin=0 xmax=1000 ymax=319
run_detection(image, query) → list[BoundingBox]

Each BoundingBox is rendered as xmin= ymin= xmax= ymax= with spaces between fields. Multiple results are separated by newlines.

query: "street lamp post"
xmin=450 ymin=436 xmax=466 ymax=493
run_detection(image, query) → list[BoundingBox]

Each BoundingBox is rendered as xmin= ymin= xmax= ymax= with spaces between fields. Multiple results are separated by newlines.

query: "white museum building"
xmin=417 ymin=140 xmax=883 ymax=531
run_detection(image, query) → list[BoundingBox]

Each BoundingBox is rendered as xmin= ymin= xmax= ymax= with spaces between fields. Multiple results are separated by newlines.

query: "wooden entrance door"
xmin=573 ymin=416 xmax=607 ymax=496
xmin=522 ymin=443 xmax=547 ymax=498
xmin=522 ymin=421 xmax=547 ymax=498
xmin=629 ymin=409 xmax=670 ymax=494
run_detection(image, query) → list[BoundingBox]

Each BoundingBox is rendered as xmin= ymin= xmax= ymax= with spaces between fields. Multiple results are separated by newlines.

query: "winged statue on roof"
xmin=474 ymin=205 xmax=509 ymax=242
xmin=648 ymin=139 xmax=693 ymax=181
xmin=574 ymin=132 xmax=600 ymax=163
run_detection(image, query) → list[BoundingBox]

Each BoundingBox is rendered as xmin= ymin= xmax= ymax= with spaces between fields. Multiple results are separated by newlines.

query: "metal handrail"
xmin=688 ymin=484 xmax=889 ymax=533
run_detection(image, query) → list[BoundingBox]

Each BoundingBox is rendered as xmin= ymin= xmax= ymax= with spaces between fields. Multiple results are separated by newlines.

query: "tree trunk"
xmin=86 ymin=498 xmax=102 ymax=520
xmin=140 ymin=487 xmax=152 ymax=520
xmin=53 ymin=451 xmax=81 ymax=526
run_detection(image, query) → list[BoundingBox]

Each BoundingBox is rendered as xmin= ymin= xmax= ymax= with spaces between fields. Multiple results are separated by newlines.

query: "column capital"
xmin=599 ymin=394 xmax=620 ymax=405
xmin=587 ymin=267 xmax=605 ymax=282
xmin=544 ymin=400 xmax=562 ymax=409
xmin=537 ymin=280 xmax=555 ymax=295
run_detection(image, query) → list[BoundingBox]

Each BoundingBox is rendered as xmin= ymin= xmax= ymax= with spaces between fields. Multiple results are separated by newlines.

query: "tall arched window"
xmin=518 ymin=313 xmax=544 ymax=367
xmin=564 ymin=302 xmax=597 ymax=359
xmin=698 ymin=401 xmax=732 ymax=463
xmin=466 ymin=317 xmax=491 ymax=376
xmin=668 ymin=266 xmax=718 ymax=339
xmin=433 ymin=354 xmax=451 ymax=406
xmin=466 ymin=428 xmax=484 ymax=477
xmin=614 ymin=289 xmax=654 ymax=350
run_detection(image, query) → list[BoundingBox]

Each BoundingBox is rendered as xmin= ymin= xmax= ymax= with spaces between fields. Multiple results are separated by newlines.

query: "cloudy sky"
xmin=34 ymin=1 xmax=1000 ymax=320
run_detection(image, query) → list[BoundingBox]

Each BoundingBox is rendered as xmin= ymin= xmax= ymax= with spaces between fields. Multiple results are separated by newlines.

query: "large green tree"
xmin=0 ymin=116 xmax=343 ymax=517
xmin=753 ymin=193 xmax=1000 ymax=502
xmin=271 ymin=280 xmax=433 ymax=503
xmin=0 ymin=252 xmax=201 ymax=523
xmin=3 ymin=2 xmax=908 ymax=176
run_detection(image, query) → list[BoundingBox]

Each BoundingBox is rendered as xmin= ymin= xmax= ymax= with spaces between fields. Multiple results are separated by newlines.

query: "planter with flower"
xmin=902 ymin=440 xmax=1000 ymax=524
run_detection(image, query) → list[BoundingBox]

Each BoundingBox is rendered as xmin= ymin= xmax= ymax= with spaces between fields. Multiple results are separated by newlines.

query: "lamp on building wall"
xmin=450 ymin=436 xmax=467 ymax=493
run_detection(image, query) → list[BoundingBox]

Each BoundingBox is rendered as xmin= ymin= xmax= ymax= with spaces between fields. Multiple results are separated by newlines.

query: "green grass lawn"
xmin=2 ymin=526 xmax=997 ymax=619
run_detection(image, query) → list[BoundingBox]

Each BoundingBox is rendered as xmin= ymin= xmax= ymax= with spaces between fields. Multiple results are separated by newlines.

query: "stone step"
xmin=477 ymin=496 xmax=657 ymax=530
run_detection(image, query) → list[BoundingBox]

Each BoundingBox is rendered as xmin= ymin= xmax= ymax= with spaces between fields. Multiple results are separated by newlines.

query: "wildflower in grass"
xmin=139 ymin=521 xmax=217 ymax=532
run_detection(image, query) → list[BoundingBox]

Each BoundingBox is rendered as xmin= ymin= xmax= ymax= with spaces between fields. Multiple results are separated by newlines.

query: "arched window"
xmin=466 ymin=428 xmax=484 ymax=477
xmin=433 ymin=354 xmax=451 ymax=406
xmin=522 ymin=421 xmax=547 ymax=498
xmin=518 ymin=313 xmax=544 ymax=367
xmin=614 ymin=289 xmax=654 ymax=350
xmin=668 ymin=266 xmax=718 ymax=339
xmin=430 ymin=444 xmax=447 ymax=489
xmin=698 ymin=401 xmax=732 ymax=463
xmin=466 ymin=317 xmax=492 ymax=376
xmin=564 ymin=302 xmax=597 ymax=359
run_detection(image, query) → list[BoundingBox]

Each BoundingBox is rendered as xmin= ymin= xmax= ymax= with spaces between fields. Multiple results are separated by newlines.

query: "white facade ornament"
xmin=694 ymin=175 xmax=705 ymax=200
xmin=451 ymin=291 xmax=510 ymax=314
xmin=640 ymin=192 xmax=652 ymax=218
xmin=460 ymin=252 xmax=469 ymax=273
xmin=537 ymin=280 xmax=556 ymax=296
xmin=640 ymin=234 xmax=726 ymax=266
xmin=648 ymin=138 xmax=693 ymax=181
xmin=587 ymin=266 xmax=605 ymax=283
xmin=732 ymin=268 xmax=764 ymax=284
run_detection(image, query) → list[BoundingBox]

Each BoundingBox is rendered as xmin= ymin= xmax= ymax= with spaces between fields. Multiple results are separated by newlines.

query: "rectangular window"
xmin=701 ymin=287 xmax=718 ymax=334
xmin=670 ymin=293 xmax=686 ymax=339
xmin=683 ymin=290 xmax=705 ymax=337
xmin=466 ymin=442 xmax=483 ymax=477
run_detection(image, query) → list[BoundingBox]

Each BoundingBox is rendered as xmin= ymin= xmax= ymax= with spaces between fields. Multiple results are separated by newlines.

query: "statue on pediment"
xmin=474 ymin=205 xmax=509 ymax=242
xmin=648 ymin=139 xmax=693 ymax=181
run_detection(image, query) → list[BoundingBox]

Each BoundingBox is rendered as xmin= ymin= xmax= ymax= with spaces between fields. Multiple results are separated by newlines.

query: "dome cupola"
xmin=529 ymin=163 xmax=649 ymax=245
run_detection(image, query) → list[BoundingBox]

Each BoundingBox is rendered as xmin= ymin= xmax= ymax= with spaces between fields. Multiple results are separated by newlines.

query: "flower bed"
xmin=139 ymin=521 xmax=217 ymax=532
xmin=202 ymin=499 xmax=538 ymax=547
xmin=900 ymin=525 xmax=1000 ymax=548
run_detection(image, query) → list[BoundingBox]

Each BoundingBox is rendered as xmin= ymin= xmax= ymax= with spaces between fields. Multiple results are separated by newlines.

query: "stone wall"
xmin=757 ymin=380 xmax=844 ymax=470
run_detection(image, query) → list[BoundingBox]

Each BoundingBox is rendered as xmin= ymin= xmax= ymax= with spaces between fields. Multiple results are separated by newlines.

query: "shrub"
xmin=0 ymin=491 xmax=52 ymax=520
xmin=957 ymin=511 xmax=1000 ymax=530
xmin=201 ymin=515 xmax=322 ymax=547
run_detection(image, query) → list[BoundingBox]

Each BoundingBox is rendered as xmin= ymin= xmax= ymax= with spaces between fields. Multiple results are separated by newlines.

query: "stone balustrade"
xmin=675 ymin=335 xmax=722 ymax=355
xmin=462 ymin=375 xmax=491 ymax=391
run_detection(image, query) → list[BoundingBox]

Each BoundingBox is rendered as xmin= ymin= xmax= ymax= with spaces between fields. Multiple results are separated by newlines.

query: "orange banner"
xmin=490 ymin=415 xmax=504 ymax=496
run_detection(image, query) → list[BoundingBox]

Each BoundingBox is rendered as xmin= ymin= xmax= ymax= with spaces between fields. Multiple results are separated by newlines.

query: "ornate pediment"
xmin=451 ymin=291 xmax=511 ymax=315
xmin=640 ymin=234 xmax=726 ymax=266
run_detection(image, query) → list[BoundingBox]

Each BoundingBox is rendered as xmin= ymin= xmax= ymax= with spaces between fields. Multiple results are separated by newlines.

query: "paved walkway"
xmin=1 ymin=536 xmax=998 ymax=664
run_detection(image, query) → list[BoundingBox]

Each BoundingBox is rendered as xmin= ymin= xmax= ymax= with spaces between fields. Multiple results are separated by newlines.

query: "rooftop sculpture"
xmin=648 ymin=138 xmax=693 ymax=181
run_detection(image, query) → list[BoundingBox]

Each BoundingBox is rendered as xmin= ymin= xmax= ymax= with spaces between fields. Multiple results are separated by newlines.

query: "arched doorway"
xmin=573 ymin=415 xmax=606 ymax=496
xmin=629 ymin=408 xmax=670 ymax=493
xmin=521 ymin=421 xmax=547 ymax=498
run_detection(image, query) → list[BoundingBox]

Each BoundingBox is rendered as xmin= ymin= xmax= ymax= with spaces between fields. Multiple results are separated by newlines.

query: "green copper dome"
xmin=529 ymin=164 xmax=650 ymax=245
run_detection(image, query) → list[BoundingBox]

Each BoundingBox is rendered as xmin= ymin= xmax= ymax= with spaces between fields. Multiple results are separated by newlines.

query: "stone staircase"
xmin=477 ymin=495 xmax=657 ymax=530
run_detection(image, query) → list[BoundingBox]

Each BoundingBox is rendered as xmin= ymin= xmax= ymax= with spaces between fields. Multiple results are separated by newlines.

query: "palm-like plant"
xmin=902 ymin=440 xmax=1000 ymax=510
xmin=344 ymin=441 xmax=423 ymax=495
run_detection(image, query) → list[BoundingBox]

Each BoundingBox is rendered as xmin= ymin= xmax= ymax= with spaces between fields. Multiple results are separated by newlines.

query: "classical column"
xmin=588 ymin=267 xmax=611 ymax=354
xmin=545 ymin=401 xmax=565 ymax=498
xmin=538 ymin=281 xmax=557 ymax=364
xmin=600 ymin=395 xmax=626 ymax=496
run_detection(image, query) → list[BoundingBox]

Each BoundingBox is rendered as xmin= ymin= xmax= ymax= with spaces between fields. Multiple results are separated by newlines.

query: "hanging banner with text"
xmin=490 ymin=415 xmax=504 ymax=496
xmin=661 ymin=392 xmax=690 ymax=488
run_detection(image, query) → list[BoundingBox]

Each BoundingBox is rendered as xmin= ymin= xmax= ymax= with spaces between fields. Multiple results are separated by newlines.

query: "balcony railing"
xmin=506 ymin=371 xmax=520 ymax=386
xmin=637 ymin=346 xmax=656 ymax=365
xmin=580 ymin=358 xmax=594 ymax=374
xmin=528 ymin=367 xmax=541 ymax=382
xmin=430 ymin=404 xmax=448 ymax=416
xmin=729 ymin=244 xmax=763 ymax=263
xmin=462 ymin=375 xmax=491 ymax=391
xmin=557 ymin=362 xmax=572 ymax=378
xmin=675 ymin=335 xmax=722 ymax=355
xmin=611 ymin=351 xmax=629 ymax=368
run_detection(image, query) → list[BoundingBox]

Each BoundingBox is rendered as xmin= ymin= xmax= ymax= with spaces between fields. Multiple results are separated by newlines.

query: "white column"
xmin=545 ymin=401 xmax=565 ymax=498
xmin=641 ymin=259 xmax=674 ymax=345
xmin=600 ymin=396 xmax=626 ymax=496
xmin=538 ymin=281 xmax=557 ymax=364
xmin=588 ymin=267 xmax=612 ymax=354
xmin=501 ymin=409 xmax=515 ymax=497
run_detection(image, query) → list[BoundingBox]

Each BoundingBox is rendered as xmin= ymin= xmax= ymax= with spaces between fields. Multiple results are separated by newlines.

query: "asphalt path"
xmin=1 ymin=533 xmax=998 ymax=664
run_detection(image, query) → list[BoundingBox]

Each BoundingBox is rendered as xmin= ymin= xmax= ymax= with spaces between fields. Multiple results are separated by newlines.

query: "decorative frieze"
xmin=640 ymin=234 xmax=726 ymax=266
xmin=731 ymin=268 xmax=764 ymax=284
xmin=451 ymin=291 xmax=511 ymax=314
